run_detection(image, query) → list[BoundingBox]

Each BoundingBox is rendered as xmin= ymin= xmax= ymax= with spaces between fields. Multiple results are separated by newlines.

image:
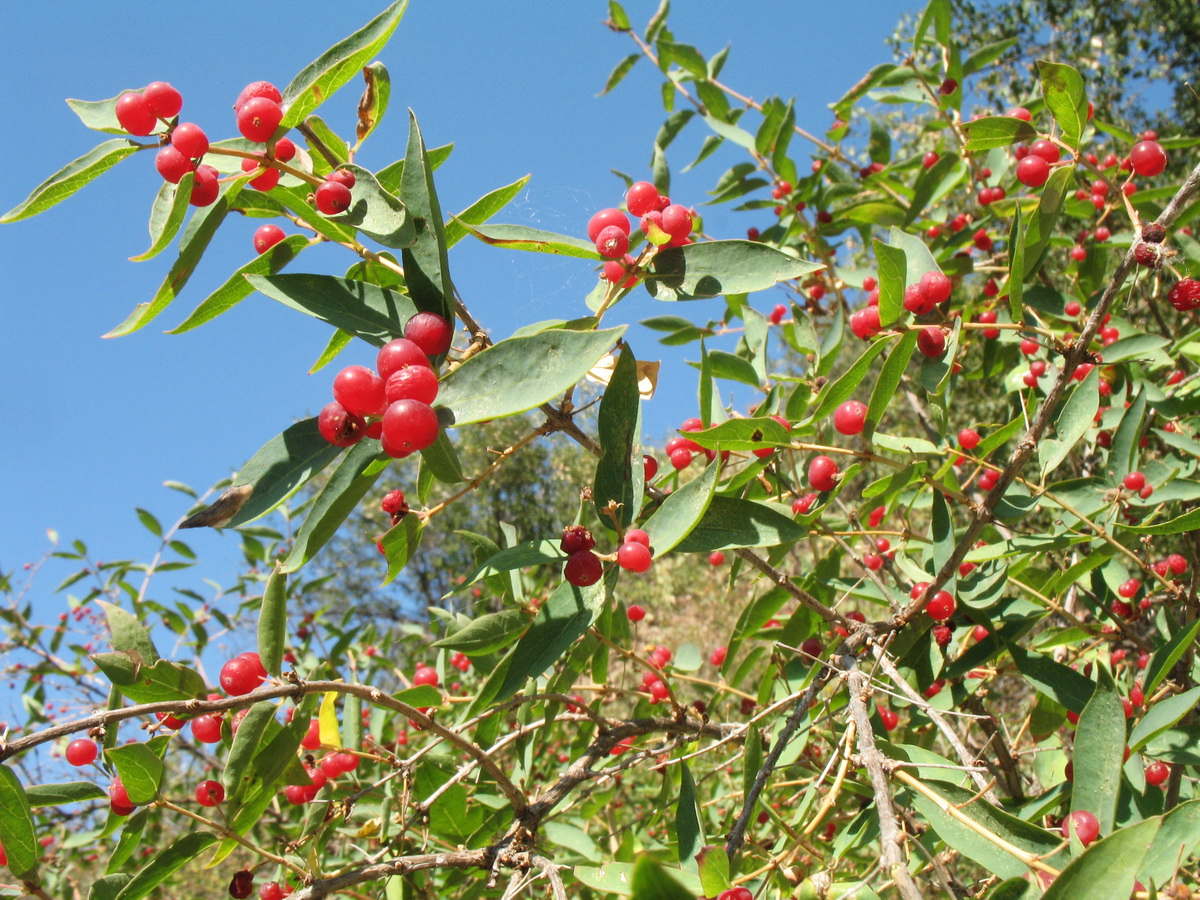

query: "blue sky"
xmin=0 ymin=1 xmax=915 ymax=626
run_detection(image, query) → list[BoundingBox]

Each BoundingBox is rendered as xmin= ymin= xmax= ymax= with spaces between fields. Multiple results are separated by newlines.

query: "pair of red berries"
xmin=316 ymin=313 xmax=454 ymax=457
xmin=220 ymin=651 xmax=267 ymax=696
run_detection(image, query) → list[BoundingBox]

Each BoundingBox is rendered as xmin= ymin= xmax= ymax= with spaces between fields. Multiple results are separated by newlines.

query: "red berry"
xmin=380 ymin=400 xmax=440 ymax=457
xmin=171 ymin=122 xmax=209 ymax=160
xmin=1094 ymin=226 xmax=1111 ymax=242
xmin=230 ymin=870 xmax=255 ymax=899
xmin=921 ymin=270 xmax=952 ymax=304
xmin=108 ymin=778 xmax=135 ymax=816
xmin=1030 ymin=139 xmax=1061 ymax=163
xmin=938 ymin=78 xmax=957 ymax=95
xmin=973 ymin=625 xmax=989 ymax=642
xmin=403 ymin=311 xmax=454 ymax=357
xmin=1167 ymin=553 xmax=1188 ymax=575
xmin=260 ymin=883 xmax=286 ymax=900
xmin=326 ymin=168 xmax=356 ymax=190
xmin=385 ymin=365 xmax=439 ymax=406
xmin=879 ymin=707 xmax=899 ymax=730
xmin=958 ymin=428 xmax=981 ymax=450
xmin=916 ymin=326 xmax=946 ymax=358
xmin=1065 ymin=300 xmax=1082 ymax=316
xmin=807 ymin=455 xmax=839 ymax=492
xmin=904 ymin=282 xmax=935 ymax=315
xmin=191 ymin=714 xmax=224 ymax=744
xmin=1123 ymin=471 xmax=1146 ymax=491
xmin=196 ymin=779 xmax=225 ymax=807
xmin=926 ymin=590 xmax=956 ymax=621
xmin=1145 ymin=762 xmax=1170 ymax=787
xmin=624 ymin=528 xmax=650 ymax=547
xmin=1065 ymin=810 xmax=1100 ymax=846
xmin=220 ymin=657 xmax=264 ymax=696
xmin=1070 ymin=245 xmax=1087 ymax=262
xmin=143 ymin=81 xmax=183 ymax=119
xmin=833 ymin=400 xmax=868 ymax=435
xmin=315 ymin=181 xmax=352 ymax=215
xmin=333 ymin=365 xmax=387 ymax=418
xmin=155 ymin=145 xmax=195 ymax=184
xmin=669 ymin=448 xmax=693 ymax=469
xmin=933 ymin=624 xmax=953 ymax=646
xmin=1167 ymin=279 xmax=1200 ymax=312
xmin=922 ymin=151 xmax=939 ymax=169
xmin=560 ymin=525 xmax=595 ymax=554
xmin=660 ymin=204 xmax=694 ymax=240
xmin=769 ymin=303 xmax=787 ymax=324
xmin=241 ymin=157 xmax=281 ymax=191
xmin=595 ymin=224 xmax=629 ymax=259
xmin=1016 ymin=155 xmax=1050 ymax=188
xmin=253 ymin=224 xmax=286 ymax=254
xmin=413 ymin=665 xmax=439 ymax=688
xmin=236 ymin=81 xmax=282 ymax=111
xmin=617 ymin=542 xmax=653 ymax=573
xmin=1118 ymin=578 xmax=1140 ymax=598
xmin=65 ymin=739 xmax=98 ymax=767
xmin=1130 ymin=140 xmax=1168 ymax=177
xmin=317 ymin=400 xmax=365 ymax=447
xmin=708 ymin=551 xmax=725 ymax=566
xmin=273 ymin=137 xmax=297 ymax=162
xmin=850 ymin=306 xmax=882 ymax=339
xmin=626 ymin=181 xmax=660 ymax=217
xmin=626 ymin=604 xmax=646 ymax=622
xmin=587 ymin=208 xmax=630 ymax=242
xmin=188 ymin=164 xmax=221 ymax=207
xmin=1006 ymin=106 xmax=1032 ymax=121
xmin=974 ymin=228 xmax=994 ymax=252
xmin=564 ymin=550 xmax=603 ymax=587
xmin=376 ymin=338 xmax=433 ymax=381
xmin=115 ymin=91 xmax=157 ymax=135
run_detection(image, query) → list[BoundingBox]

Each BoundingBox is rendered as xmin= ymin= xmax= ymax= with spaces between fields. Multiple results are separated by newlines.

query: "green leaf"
xmin=25 ymin=781 xmax=107 ymax=806
xmin=1 ymin=139 xmax=140 ymax=223
xmin=355 ymin=62 xmax=391 ymax=145
xmin=222 ymin=701 xmax=279 ymax=804
xmin=631 ymin=855 xmax=695 ymax=900
xmin=1038 ymin=366 xmax=1100 ymax=477
xmin=248 ymin=273 xmax=413 ymax=346
xmin=601 ymin=54 xmax=641 ymax=95
xmin=1037 ymin=60 xmax=1087 ymax=148
xmin=1145 ymin=618 xmax=1200 ymax=695
xmin=906 ymin=153 xmax=967 ymax=226
xmin=642 ymin=460 xmax=718 ymax=556
xmin=674 ymin=497 xmax=805 ymax=552
xmin=962 ymin=115 xmax=1038 ymax=152
xmin=114 ymin=832 xmax=218 ymax=900
xmin=444 ymin=175 xmax=531 ymax=249
xmin=808 ymin=337 xmax=890 ymax=425
xmin=874 ymin=239 xmax=906 ymax=327
xmin=1097 ymin=333 xmax=1170 ymax=364
xmin=1072 ymin=668 xmax=1126 ymax=834
xmin=1140 ymin=799 xmax=1200 ymax=886
xmin=1022 ymin=165 xmax=1073 ymax=278
xmin=105 ymin=177 xmax=247 ymax=337
xmin=433 ymin=609 xmax=531 ymax=654
xmin=658 ymin=40 xmax=708 ymax=79
xmin=400 ymin=110 xmax=455 ymax=324
xmin=225 ymin=417 xmax=344 ymax=527
xmin=866 ymin=330 xmax=916 ymax=436
xmin=437 ymin=326 xmax=625 ymax=426
xmin=380 ymin=513 xmax=423 ymax=586
xmin=131 ymin=176 xmax=193 ymax=262
xmin=168 ymin=235 xmax=309 ymax=333
xmin=462 ymin=221 xmax=599 ymax=259
xmin=1129 ymin=686 xmax=1200 ymax=752
xmin=683 ymin=417 xmax=790 ymax=452
xmin=1116 ymin=507 xmax=1200 ymax=535
xmin=280 ymin=1 xmax=409 ymax=127
xmin=645 ymin=240 xmax=822 ymax=301
xmin=1041 ymin=819 xmax=1159 ymax=900
xmin=1007 ymin=204 xmax=1025 ymax=320
xmin=92 ymin=654 xmax=205 ymax=704
xmin=282 ymin=443 xmax=389 ymax=573
xmin=1108 ymin=389 xmax=1147 ymax=480
xmin=65 ymin=93 xmax=128 ymax=134
xmin=594 ymin=346 xmax=643 ymax=531
xmin=105 ymin=743 xmax=163 ymax=805
xmin=98 ymin=600 xmax=159 ymax=664
xmin=701 ymin=114 xmax=757 ymax=151
xmin=419 ymin=428 xmax=463 ymax=486
xmin=0 ymin=765 xmax=39 ymax=880
xmin=328 ymin=163 xmax=414 ymax=248
xmin=258 ymin=564 xmax=287 ymax=677
xmin=675 ymin=761 xmax=706 ymax=871
xmin=704 ymin=349 xmax=760 ymax=386
xmin=1007 ymin=642 xmax=1094 ymax=712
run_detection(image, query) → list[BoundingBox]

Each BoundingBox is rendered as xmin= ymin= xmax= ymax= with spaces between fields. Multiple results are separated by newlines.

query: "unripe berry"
xmin=833 ymin=400 xmax=867 ymax=435
xmin=253 ymin=224 xmax=286 ymax=254
xmin=115 ymin=91 xmax=157 ymax=135
xmin=171 ymin=122 xmax=209 ymax=160
xmin=564 ymin=550 xmax=603 ymax=587
xmin=315 ymin=181 xmax=352 ymax=215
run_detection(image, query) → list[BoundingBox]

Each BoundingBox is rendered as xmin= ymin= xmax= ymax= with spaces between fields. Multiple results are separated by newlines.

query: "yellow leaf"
xmin=318 ymin=692 xmax=342 ymax=749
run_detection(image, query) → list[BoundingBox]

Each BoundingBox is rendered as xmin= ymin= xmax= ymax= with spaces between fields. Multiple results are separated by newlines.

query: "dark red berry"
xmin=229 ymin=869 xmax=255 ymax=899
xmin=560 ymin=525 xmax=595 ymax=554
xmin=404 ymin=312 xmax=454 ymax=356
xmin=381 ymin=489 xmax=408 ymax=517
xmin=317 ymin=400 xmax=366 ymax=447
xmin=564 ymin=550 xmax=603 ymax=587
xmin=1167 ymin=279 xmax=1200 ymax=312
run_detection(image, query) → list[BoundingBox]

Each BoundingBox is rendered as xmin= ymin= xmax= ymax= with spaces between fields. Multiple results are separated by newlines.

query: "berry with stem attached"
xmin=617 ymin=541 xmax=653 ymax=573
xmin=196 ymin=780 xmax=225 ymax=807
xmin=925 ymin=590 xmax=956 ymax=621
xmin=1129 ymin=140 xmax=1168 ymax=177
xmin=189 ymin=165 xmax=220 ymax=207
xmin=808 ymin=455 xmax=840 ymax=491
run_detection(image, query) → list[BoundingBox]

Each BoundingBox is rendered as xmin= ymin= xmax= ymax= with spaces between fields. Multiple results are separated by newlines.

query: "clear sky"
xmin=0 ymin=1 xmax=916 ymax=625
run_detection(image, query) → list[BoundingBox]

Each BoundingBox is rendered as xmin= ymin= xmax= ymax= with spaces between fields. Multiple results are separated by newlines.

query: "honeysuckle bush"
xmin=2 ymin=0 xmax=1199 ymax=898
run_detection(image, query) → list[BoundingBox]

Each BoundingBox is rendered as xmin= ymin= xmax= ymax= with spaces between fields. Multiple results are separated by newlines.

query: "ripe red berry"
xmin=958 ymin=428 xmax=981 ymax=450
xmin=560 ymin=525 xmax=595 ymax=554
xmin=403 ymin=311 xmax=454 ymax=357
xmin=1006 ymin=106 xmax=1032 ymax=121
xmin=412 ymin=665 xmax=439 ymax=688
xmin=315 ymin=181 xmax=352 ymax=215
xmin=191 ymin=714 xmax=224 ymax=744
xmin=922 ymin=151 xmax=939 ymax=169
xmin=587 ymin=208 xmax=630 ymax=242
xmin=273 ymin=137 xmax=296 ymax=162
xmin=595 ymin=224 xmax=629 ymax=259
xmin=380 ymin=400 xmax=440 ymax=457
xmin=938 ymin=78 xmax=957 ymax=95
xmin=921 ymin=270 xmax=952 ymax=305
xmin=792 ymin=493 xmax=818 ymax=515
xmin=626 ymin=181 xmax=660 ymax=217
xmin=259 ymin=883 xmax=286 ymax=900
xmin=109 ymin=778 xmax=135 ymax=816
xmin=717 ymin=887 xmax=753 ymax=900
xmin=669 ymin=448 xmax=693 ymax=469
xmin=1118 ymin=578 xmax=1140 ymax=598
xmin=1123 ymin=471 xmax=1146 ymax=491
xmin=236 ymin=81 xmax=282 ymax=111
xmin=317 ymin=400 xmax=366 ymax=447
xmin=617 ymin=541 xmax=653 ymax=573
xmin=155 ymin=145 xmax=194 ymax=184
xmin=253 ymin=224 xmax=286 ymax=254
xmin=925 ymin=590 xmax=956 ymax=621
xmin=333 ymin=365 xmax=387 ymax=418
xmin=624 ymin=528 xmax=650 ymax=547
xmin=626 ymin=604 xmax=646 ymax=622
xmin=66 ymin=739 xmax=98 ymax=767
xmin=171 ymin=122 xmax=209 ymax=160
xmin=850 ymin=306 xmax=882 ymax=339
xmin=182 ymin=165 xmax=219 ymax=208
xmin=241 ymin=157 xmax=281 ymax=192
xmin=196 ymin=779 xmax=225 ymax=807
xmin=377 ymin=338 xmax=433 ymax=381
xmin=564 ymin=550 xmax=603 ymax=587
xmin=1065 ymin=810 xmax=1100 ymax=846
xmin=933 ymin=624 xmax=953 ymax=646
xmin=769 ymin=303 xmax=787 ymax=324
xmin=1167 ymin=279 xmax=1200 ymax=312
xmin=807 ymin=455 xmax=840 ymax=492
xmin=833 ymin=400 xmax=868 ymax=435
xmin=1145 ymin=761 xmax=1170 ymax=787
xmin=230 ymin=870 xmax=255 ymax=899
xmin=115 ymin=91 xmax=157 ymax=135
xmin=1029 ymin=139 xmax=1061 ymax=163
xmin=326 ymin=168 xmax=356 ymax=190
xmin=878 ymin=707 xmax=899 ymax=730
xmin=1130 ymin=140 xmax=1168 ymax=177
xmin=903 ymin=282 xmax=935 ymax=315
xmin=220 ymin=657 xmax=264 ymax=696
xmin=385 ymin=365 xmax=439 ymax=406
xmin=143 ymin=81 xmax=183 ymax=119
xmin=708 ymin=551 xmax=725 ymax=566
xmin=1016 ymin=155 xmax=1050 ymax=188
xmin=660 ymin=204 xmax=694 ymax=240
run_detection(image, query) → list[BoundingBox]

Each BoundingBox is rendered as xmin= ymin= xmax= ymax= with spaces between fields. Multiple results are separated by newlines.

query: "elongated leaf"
xmin=705 ymin=349 xmax=759 ymax=385
xmin=115 ymin=833 xmax=217 ymax=900
xmin=643 ymin=460 xmax=718 ymax=556
xmin=602 ymin=53 xmax=641 ymax=94
xmin=281 ymin=443 xmax=389 ymax=572
xmin=380 ymin=513 xmax=423 ymax=586
xmin=457 ymin=539 xmax=563 ymax=590
xmin=631 ymin=855 xmax=698 ymax=900
xmin=866 ymin=330 xmax=916 ymax=436
xmin=99 ymin=600 xmax=159 ymax=664
xmin=280 ymin=1 xmax=408 ymax=127
xmin=105 ymin=743 xmax=163 ymax=805
xmin=1073 ymin=668 xmax=1125 ymax=833
xmin=462 ymin=221 xmax=600 ymax=258
xmin=808 ymin=337 xmax=890 ymax=425
xmin=131 ymin=176 xmax=193 ymax=262
xmin=683 ymin=417 xmax=790 ymax=452
xmin=0 ymin=765 xmax=38 ymax=880
xmin=1 ymin=139 xmax=140 ymax=223
xmin=419 ymin=428 xmax=463 ymax=484
xmin=874 ymin=239 xmax=906 ymax=326
xmin=65 ymin=93 xmax=128 ymax=134
xmin=444 ymin=175 xmax=531 ymax=249
xmin=105 ymin=176 xmax=248 ymax=337
xmin=328 ymin=163 xmax=414 ymax=248
xmin=25 ymin=781 xmax=107 ymax=806
xmin=401 ymin=110 xmax=455 ymax=323
xmin=1022 ymin=165 xmax=1073 ymax=278
xmin=226 ymin=417 xmax=343 ymax=527
xmin=258 ymin=564 xmax=287 ymax=676
xmin=1129 ymin=685 xmax=1200 ymax=752
xmin=1007 ymin=642 xmax=1094 ymax=712
xmin=1115 ymin=507 xmax=1200 ymax=535
xmin=92 ymin=654 xmax=205 ymax=704
xmin=963 ymin=115 xmax=1036 ymax=152
xmin=1041 ymin=819 xmax=1158 ymax=900
xmin=437 ymin=326 xmax=625 ymax=426
xmin=1140 ymin=799 xmax=1200 ymax=886
xmin=223 ymin=702 xmax=279 ymax=804
xmin=1037 ymin=60 xmax=1087 ymax=148
xmin=1007 ymin=204 xmax=1025 ymax=320
xmin=248 ymin=273 xmax=412 ymax=345
xmin=168 ymin=235 xmax=309 ymax=333
xmin=676 ymin=762 xmax=706 ymax=871
xmin=674 ymin=497 xmax=805 ymax=552
xmin=646 ymin=240 xmax=822 ymax=301
xmin=594 ymin=346 xmax=643 ymax=531
xmin=1145 ymin=618 xmax=1200 ymax=695
xmin=433 ymin=609 xmax=531 ymax=654
xmin=1038 ymin=366 xmax=1100 ymax=477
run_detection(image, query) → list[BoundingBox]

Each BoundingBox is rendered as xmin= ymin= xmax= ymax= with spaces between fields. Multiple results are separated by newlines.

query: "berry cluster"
xmin=316 ymin=312 xmax=453 ymax=457
xmin=559 ymin=523 xmax=655 ymax=589
xmin=588 ymin=180 xmax=697 ymax=290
